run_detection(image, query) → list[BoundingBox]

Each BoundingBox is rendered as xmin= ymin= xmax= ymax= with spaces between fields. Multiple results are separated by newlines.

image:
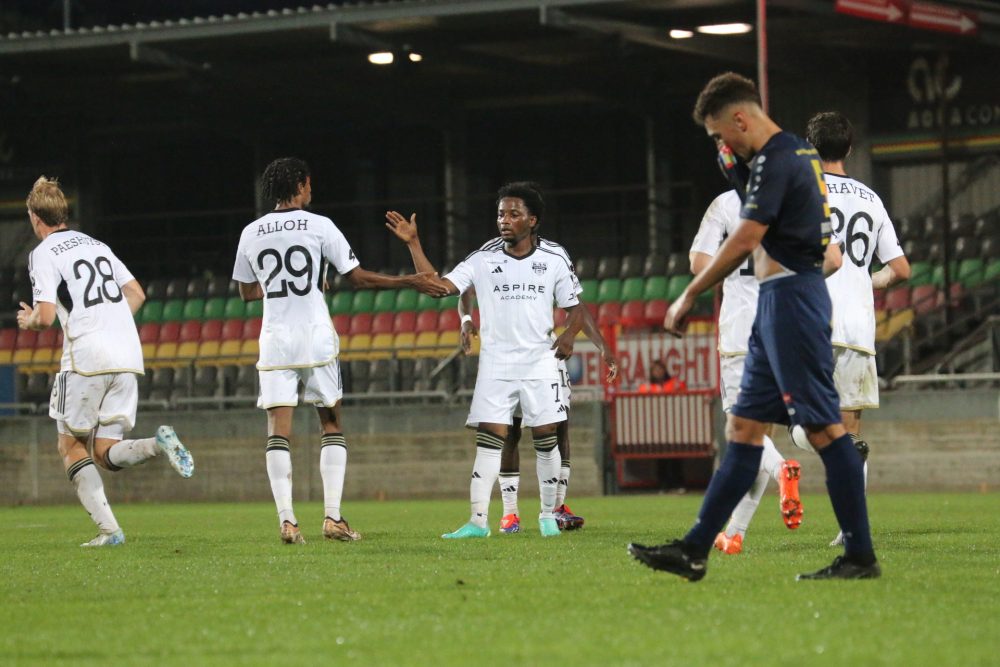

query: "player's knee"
xmin=851 ymin=436 xmax=870 ymax=462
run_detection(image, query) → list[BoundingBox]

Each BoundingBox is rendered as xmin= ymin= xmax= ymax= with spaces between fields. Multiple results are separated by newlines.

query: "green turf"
xmin=1 ymin=494 xmax=998 ymax=666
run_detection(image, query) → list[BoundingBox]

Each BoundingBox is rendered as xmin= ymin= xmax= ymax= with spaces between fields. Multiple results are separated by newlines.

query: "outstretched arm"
xmin=346 ymin=267 xmax=454 ymax=296
xmin=386 ymin=211 xmax=437 ymax=274
xmin=578 ymin=303 xmax=618 ymax=382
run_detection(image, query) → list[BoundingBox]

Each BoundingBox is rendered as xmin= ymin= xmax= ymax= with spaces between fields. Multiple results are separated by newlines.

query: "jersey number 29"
xmin=257 ymin=245 xmax=314 ymax=298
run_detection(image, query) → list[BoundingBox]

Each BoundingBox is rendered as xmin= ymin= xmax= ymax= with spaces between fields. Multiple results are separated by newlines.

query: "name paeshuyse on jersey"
xmin=29 ymin=229 xmax=143 ymax=375
xmin=446 ymin=243 xmax=579 ymax=380
xmin=233 ymin=209 xmax=360 ymax=370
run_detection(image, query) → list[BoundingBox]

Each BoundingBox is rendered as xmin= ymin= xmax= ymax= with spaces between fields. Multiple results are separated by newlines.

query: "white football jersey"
xmin=824 ymin=174 xmax=904 ymax=354
xmin=29 ymin=229 xmax=143 ymax=375
xmin=446 ymin=241 xmax=580 ymax=380
xmin=689 ymin=190 xmax=758 ymax=355
xmin=233 ymin=208 xmax=360 ymax=370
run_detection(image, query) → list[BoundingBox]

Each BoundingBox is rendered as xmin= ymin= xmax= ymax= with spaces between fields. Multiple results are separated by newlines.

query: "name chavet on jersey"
xmin=689 ymin=190 xmax=758 ymax=355
xmin=233 ymin=209 xmax=360 ymax=370
xmin=29 ymin=229 xmax=143 ymax=375
xmin=447 ymin=239 xmax=579 ymax=380
xmin=824 ymin=174 xmax=904 ymax=354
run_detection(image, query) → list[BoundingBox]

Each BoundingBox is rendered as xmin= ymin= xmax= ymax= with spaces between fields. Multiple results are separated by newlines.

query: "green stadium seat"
xmin=643 ymin=275 xmax=669 ymax=301
xmin=620 ymin=277 xmax=644 ymax=302
xmin=908 ymin=261 xmax=933 ymax=287
xmin=666 ymin=275 xmax=692 ymax=302
xmin=140 ymin=300 xmax=163 ymax=323
xmin=330 ymin=291 xmax=353 ymax=315
xmin=245 ymin=299 xmax=263 ymax=318
xmin=957 ymin=258 xmax=984 ymax=287
xmin=416 ymin=292 xmax=438 ymax=311
xmin=162 ymin=299 xmax=184 ymax=322
xmin=984 ymin=259 xmax=1000 ymax=283
xmin=439 ymin=294 xmax=460 ymax=312
xmin=596 ymin=278 xmax=621 ymax=304
xmin=373 ymin=290 xmax=396 ymax=313
xmin=203 ymin=297 xmax=226 ymax=320
xmin=182 ymin=298 xmax=205 ymax=321
xmin=351 ymin=290 xmax=375 ymax=313
xmin=395 ymin=289 xmax=419 ymax=312
xmin=579 ymin=279 xmax=598 ymax=304
xmin=223 ymin=296 xmax=246 ymax=319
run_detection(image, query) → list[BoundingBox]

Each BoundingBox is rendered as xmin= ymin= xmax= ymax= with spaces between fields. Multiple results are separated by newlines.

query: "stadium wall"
xmin=1 ymin=390 xmax=997 ymax=506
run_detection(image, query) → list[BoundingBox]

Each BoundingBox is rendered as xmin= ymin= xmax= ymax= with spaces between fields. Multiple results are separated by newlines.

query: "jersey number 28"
xmin=73 ymin=256 xmax=123 ymax=308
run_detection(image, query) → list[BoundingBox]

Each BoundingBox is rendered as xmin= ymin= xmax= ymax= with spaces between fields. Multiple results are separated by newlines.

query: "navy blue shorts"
xmin=730 ymin=272 xmax=841 ymax=426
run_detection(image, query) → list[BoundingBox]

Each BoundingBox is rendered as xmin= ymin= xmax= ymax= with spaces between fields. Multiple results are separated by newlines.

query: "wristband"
xmin=460 ymin=314 xmax=473 ymax=325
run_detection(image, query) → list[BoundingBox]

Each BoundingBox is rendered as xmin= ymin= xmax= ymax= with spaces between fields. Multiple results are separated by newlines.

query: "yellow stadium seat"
xmin=195 ymin=340 xmax=221 ymax=366
xmin=12 ymin=348 xmax=34 ymax=366
xmin=369 ymin=333 xmax=394 ymax=360
xmin=148 ymin=342 xmax=178 ymax=368
xmin=0 ymin=350 xmax=12 ymax=364
xmin=176 ymin=341 xmax=199 ymax=360
xmin=687 ymin=321 xmax=715 ymax=336
xmin=217 ymin=339 xmax=242 ymax=361
xmin=437 ymin=330 xmax=460 ymax=354
xmin=877 ymin=308 xmax=913 ymax=342
xmin=239 ymin=339 xmax=259 ymax=364
xmin=413 ymin=331 xmax=439 ymax=357
xmin=142 ymin=342 xmax=157 ymax=359
xmin=31 ymin=347 xmax=54 ymax=365
xmin=393 ymin=332 xmax=417 ymax=358
xmin=341 ymin=333 xmax=371 ymax=361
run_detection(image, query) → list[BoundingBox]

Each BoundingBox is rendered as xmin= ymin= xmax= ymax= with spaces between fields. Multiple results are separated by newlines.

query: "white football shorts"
xmin=50 ymin=371 xmax=138 ymax=440
xmin=719 ymin=354 xmax=746 ymax=413
xmin=257 ymin=360 xmax=343 ymax=409
xmin=832 ymin=347 xmax=879 ymax=411
xmin=508 ymin=361 xmax=571 ymax=422
xmin=467 ymin=375 xmax=568 ymax=428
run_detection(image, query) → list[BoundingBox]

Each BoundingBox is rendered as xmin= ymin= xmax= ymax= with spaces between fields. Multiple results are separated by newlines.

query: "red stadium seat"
xmin=393 ymin=311 xmax=417 ymax=334
xmin=644 ymin=299 xmax=668 ymax=327
xmin=884 ymin=286 xmax=911 ymax=311
xmin=371 ymin=312 xmax=395 ymax=335
xmin=415 ymin=310 xmax=439 ymax=333
xmin=36 ymin=328 xmax=59 ymax=348
xmin=242 ymin=317 xmax=263 ymax=340
xmin=139 ymin=323 xmax=161 ymax=344
xmin=0 ymin=328 xmax=16 ymax=350
xmin=15 ymin=329 xmax=38 ymax=350
xmin=332 ymin=314 xmax=352 ymax=336
xmin=620 ymin=300 xmax=646 ymax=328
xmin=438 ymin=310 xmax=460 ymax=332
xmin=350 ymin=312 xmax=373 ymax=335
xmin=597 ymin=302 xmax=622 ymax=327
xmin=159 ymin=321 xmax=181 ymax=343
xmin=873 ymin=289 xmax=886 ymax=311
xmin=221 ymin=318 xmax=244 ymax=341
xmin=584 ymin=302 xmax=599 ymax=322
xmin=200 ymin=319 xmax=223 ymax=341
xmin=911 ymin=285 xmax=936 ymax=316
xmin=179 ymin=320 xmax=202 ymax=343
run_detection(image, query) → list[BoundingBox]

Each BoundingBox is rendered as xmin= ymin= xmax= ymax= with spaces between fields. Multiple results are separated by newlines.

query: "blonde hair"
xmin=26 ymin=176 xmax=69 ymax=227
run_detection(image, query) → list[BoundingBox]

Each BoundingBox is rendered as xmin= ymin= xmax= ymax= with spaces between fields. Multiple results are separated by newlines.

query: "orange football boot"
xmin=779 ymin=460 xmax=803 ymax=529
xmin=713 ymin=532 xmax=743 ymax=555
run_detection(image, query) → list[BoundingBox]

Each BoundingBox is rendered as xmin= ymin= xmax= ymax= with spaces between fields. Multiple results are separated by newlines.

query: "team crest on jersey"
xmin=532 ymin=261 xmax=548 ymax=275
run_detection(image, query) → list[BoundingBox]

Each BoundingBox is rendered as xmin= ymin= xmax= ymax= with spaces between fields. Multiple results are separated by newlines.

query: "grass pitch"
xmin=1 ymin=493 xmax=998 ymax=666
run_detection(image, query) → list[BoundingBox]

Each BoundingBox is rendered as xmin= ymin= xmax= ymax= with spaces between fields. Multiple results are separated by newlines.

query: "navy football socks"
xmin=819 ymin=433 xmax=876 ymax=564
xmin=684 ymin=442 xmax=763 ymax=557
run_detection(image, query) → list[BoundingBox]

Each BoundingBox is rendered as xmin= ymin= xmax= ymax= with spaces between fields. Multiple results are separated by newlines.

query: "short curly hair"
xmin=692 ymin=72 xmax=761 ymax=125
xmin=497 ymin=181 xmax=545 ymax=229
xmin=261 ymin=157 xmax=310 ymax=206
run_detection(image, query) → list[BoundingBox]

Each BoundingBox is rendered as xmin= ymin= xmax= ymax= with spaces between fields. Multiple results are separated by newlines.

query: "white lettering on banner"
xmin=566 ymin=332 xmax=718 ymax=391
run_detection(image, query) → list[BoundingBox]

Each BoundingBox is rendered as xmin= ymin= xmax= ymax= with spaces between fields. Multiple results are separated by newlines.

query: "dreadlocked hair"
xmin=261 ymin=157 xmax=310 ymax=205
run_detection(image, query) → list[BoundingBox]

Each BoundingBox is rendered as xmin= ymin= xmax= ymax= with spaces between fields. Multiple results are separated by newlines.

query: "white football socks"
xmin=499 ymin=472 xmax=520 ymax=517
xmin=106 ymin=437 xmax=159 ymax=469
xmin=726 ymin=468 xmax=768 ymax=537
xmin=555 ymin=461 xmax=571 ymax=507
xmin=265 ymin=436 xmax=297 ymax=526
xmin=761 ymin=435 xmax=784 ymax=482
xmin=533 ymin=434 xmax=561 ymax=518
xmin=470 ymin=435 xmax=503 ymax=528
xmin=320 ymin=434 xmax=348 ymax=522
xmin=68 ymin=458 xmax=120 ymax=533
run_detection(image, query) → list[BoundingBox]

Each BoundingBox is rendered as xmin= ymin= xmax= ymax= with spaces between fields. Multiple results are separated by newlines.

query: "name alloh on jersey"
xmin=256 ymin=218 xmax=310 ymax=237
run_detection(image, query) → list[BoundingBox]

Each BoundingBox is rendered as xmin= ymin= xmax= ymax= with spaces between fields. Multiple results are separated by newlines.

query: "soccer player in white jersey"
xmin=453 ymin=237 xmax=617 ymax=535
xmin=386 ymin=181 xmax=585 ymax=538
xmin=689 ymin=189 xmax=802 ymax=555
xmin=801 ymin=112 xmax=911 ymax=546
xmin=17 ymin=177 xmax=193 ymax=547
xmin=233 ymin=157 xmax=443 ymax=545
